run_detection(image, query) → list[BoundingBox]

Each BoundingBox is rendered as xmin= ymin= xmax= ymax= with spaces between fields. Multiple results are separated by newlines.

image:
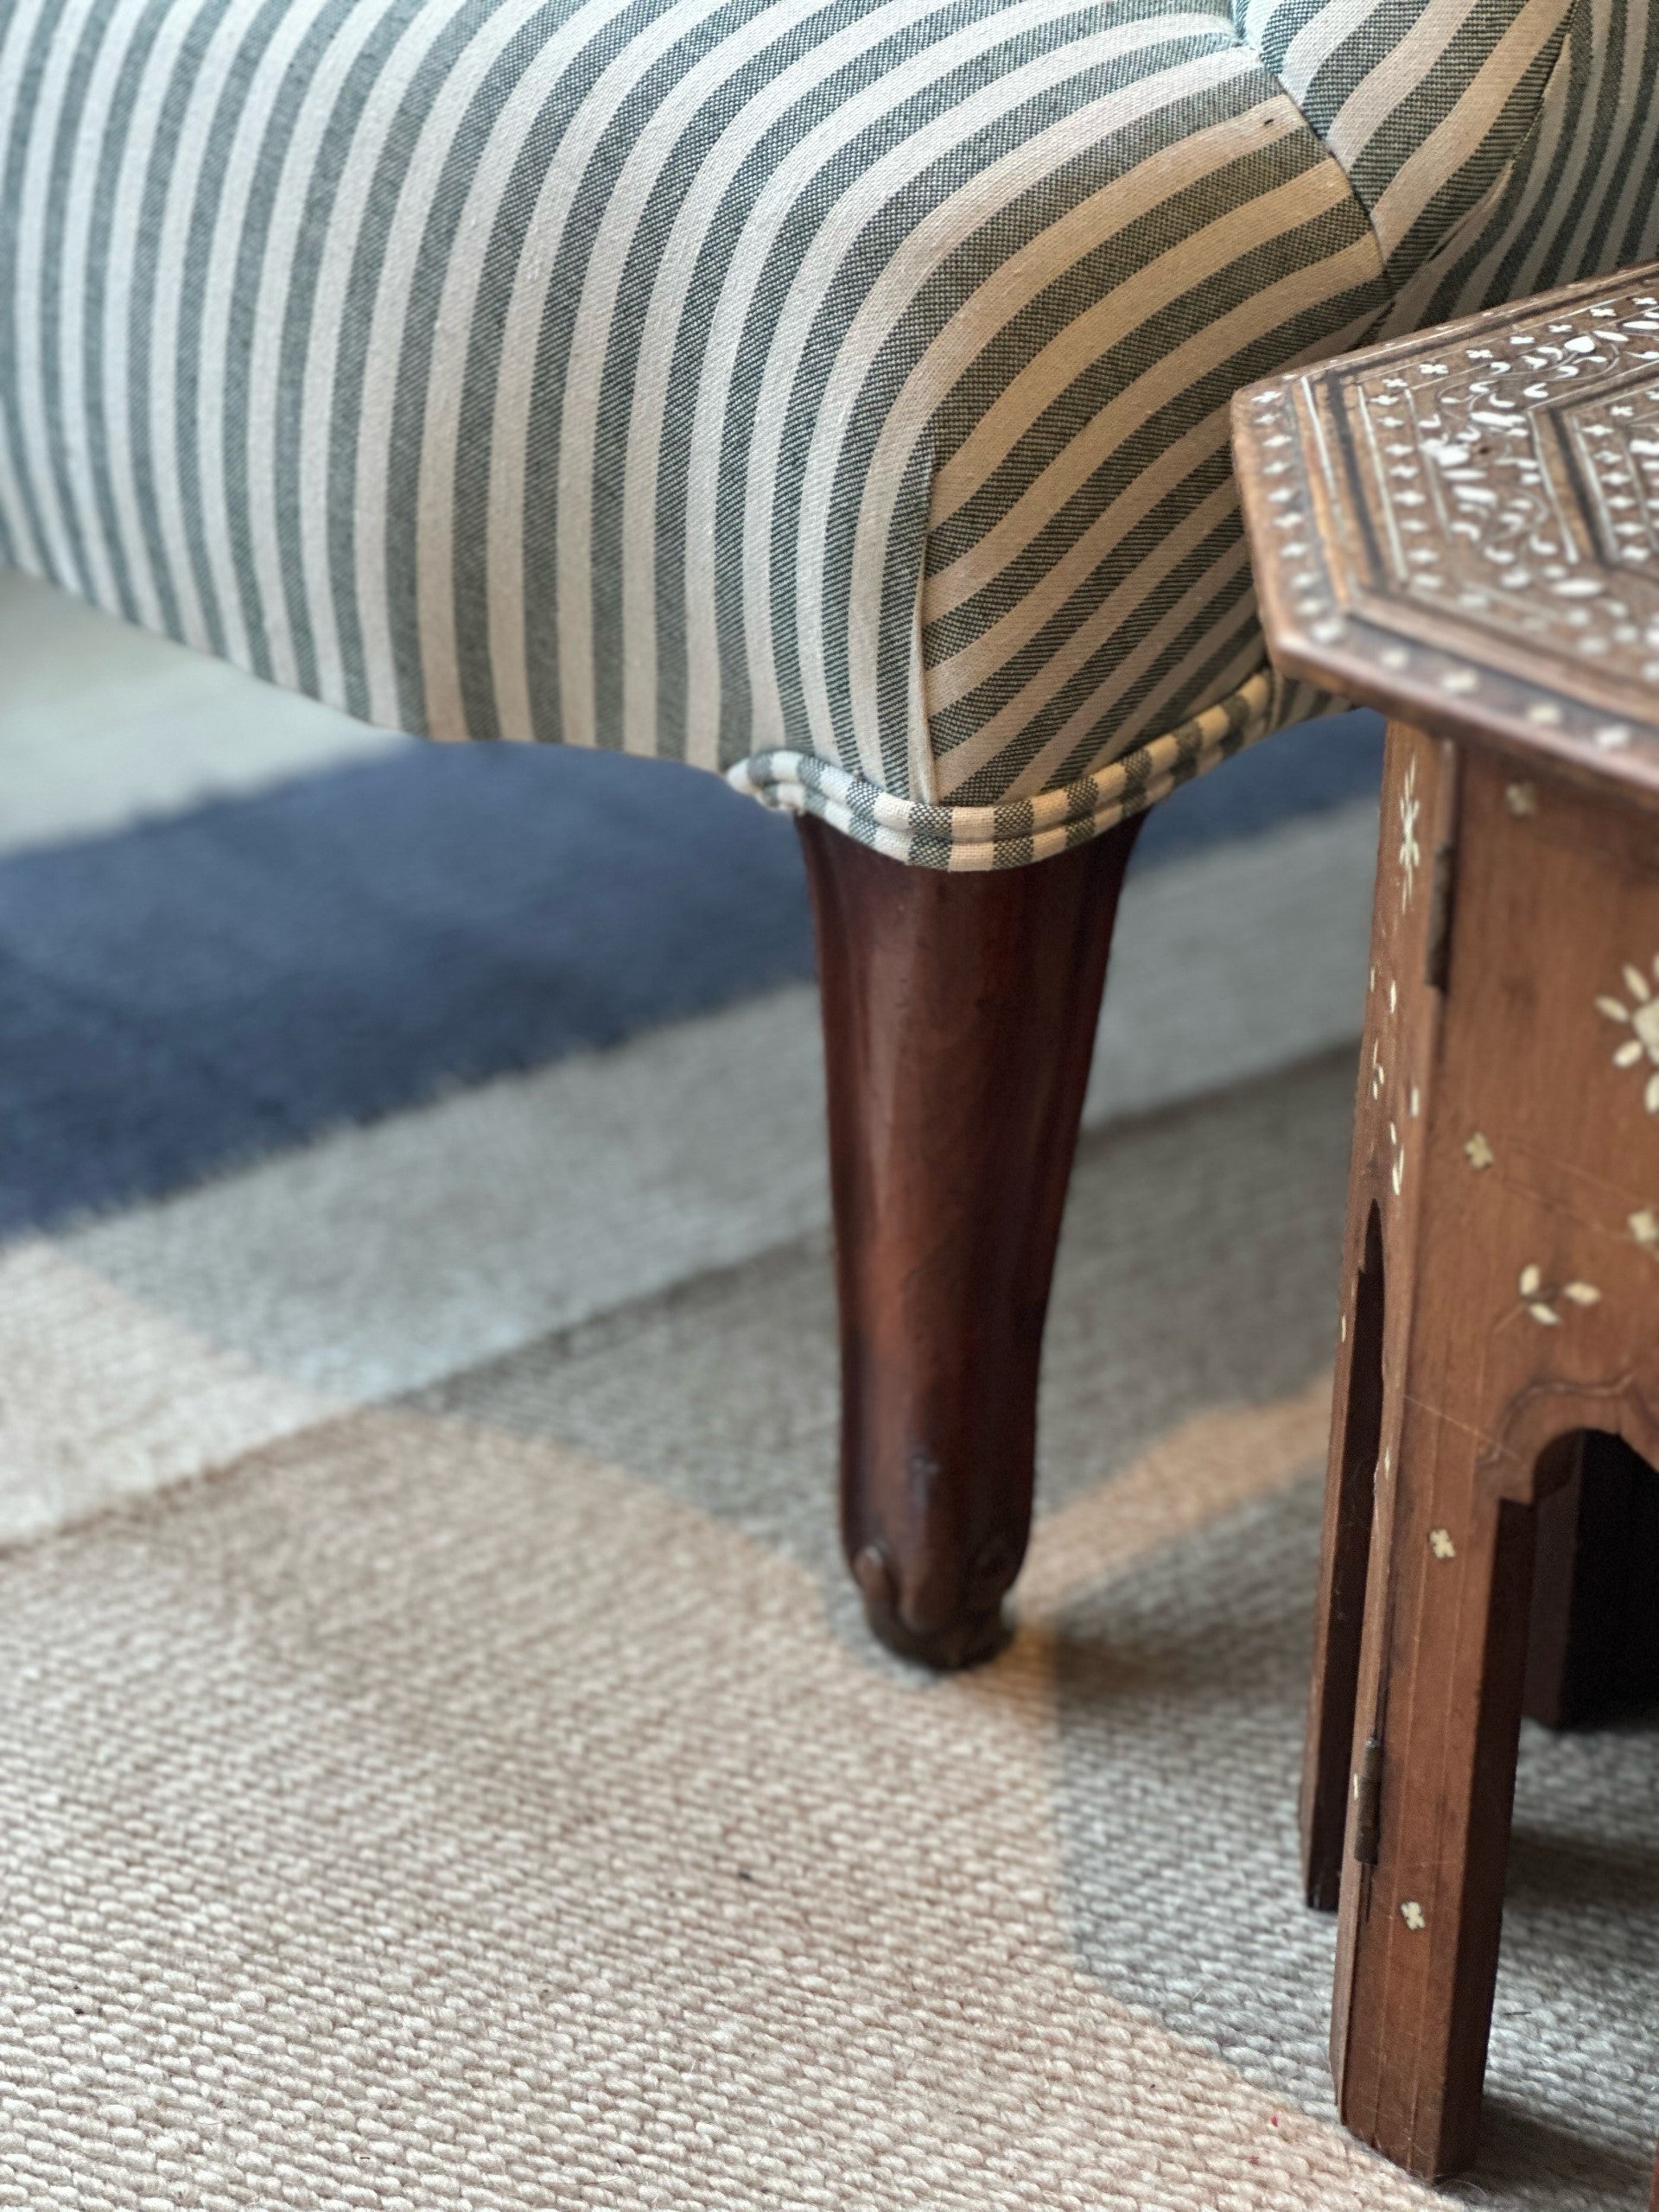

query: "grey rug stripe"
xmin=420 ymin=1051 xmax=1363 ymax=1593
xmin=0 ymin=797 xmax=1376 ymax=1549
xmin=0 ymin=568 xmax=402 ymax=855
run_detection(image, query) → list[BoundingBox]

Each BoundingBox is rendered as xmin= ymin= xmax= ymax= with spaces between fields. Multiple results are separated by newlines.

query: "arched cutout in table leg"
xmin=1525 ymin=1431 xmax=1659 ymax=1728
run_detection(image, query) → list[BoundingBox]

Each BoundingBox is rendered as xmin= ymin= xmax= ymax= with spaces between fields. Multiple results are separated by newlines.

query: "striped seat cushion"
xmin=2 ymin=0 xmax=1656 ymax=868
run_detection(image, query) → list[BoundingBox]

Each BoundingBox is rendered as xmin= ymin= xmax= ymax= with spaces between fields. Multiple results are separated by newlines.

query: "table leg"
xmin=1330 ymin=1389 xmax=1535 ymax=2177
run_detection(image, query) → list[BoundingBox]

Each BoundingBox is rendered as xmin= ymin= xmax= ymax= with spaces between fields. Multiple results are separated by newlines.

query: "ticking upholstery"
xmin=3 ymin=0 xmax=1657 ymax=867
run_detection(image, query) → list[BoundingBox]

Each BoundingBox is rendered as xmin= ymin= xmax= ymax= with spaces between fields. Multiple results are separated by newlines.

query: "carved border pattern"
xmin=1347 ymin=293 xmax=1659 ymax=683
xmin=1237 ymin=264 xmax=1659 ymax=805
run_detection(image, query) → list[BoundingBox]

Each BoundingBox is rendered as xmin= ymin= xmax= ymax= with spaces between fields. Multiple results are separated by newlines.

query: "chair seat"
xmin=2 ymin=0 xmax=1654 ymax=866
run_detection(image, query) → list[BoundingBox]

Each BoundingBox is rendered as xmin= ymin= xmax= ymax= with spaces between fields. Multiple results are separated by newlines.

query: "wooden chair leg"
xmin=798 ymin=815 xmax=1141 ymax=1669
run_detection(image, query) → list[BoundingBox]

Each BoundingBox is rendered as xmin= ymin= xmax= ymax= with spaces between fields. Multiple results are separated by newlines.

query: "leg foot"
xmin=799 ymin=817 xmax=1141 ymax=1669
xmin=1332 ymin=1413 xmax=1535 ymax=2178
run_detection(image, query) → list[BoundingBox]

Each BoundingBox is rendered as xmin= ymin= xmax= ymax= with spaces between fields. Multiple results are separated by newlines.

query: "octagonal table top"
xmin=1233 ymin=261 xmax=1659 ymax=813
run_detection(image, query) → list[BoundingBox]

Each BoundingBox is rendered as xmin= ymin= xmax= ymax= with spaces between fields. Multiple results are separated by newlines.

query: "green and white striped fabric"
xmin=2 ymin=0 xmax=1656 ymax=868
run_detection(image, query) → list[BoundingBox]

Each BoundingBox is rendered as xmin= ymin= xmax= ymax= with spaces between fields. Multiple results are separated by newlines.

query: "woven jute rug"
xmin=2 ymin=1051 xmax=1655 ymax=2211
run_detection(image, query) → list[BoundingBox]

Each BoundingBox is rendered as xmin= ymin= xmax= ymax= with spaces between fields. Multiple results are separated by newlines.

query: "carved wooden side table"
xmin=1234 ymin=264 xmax=1659 ymax=2182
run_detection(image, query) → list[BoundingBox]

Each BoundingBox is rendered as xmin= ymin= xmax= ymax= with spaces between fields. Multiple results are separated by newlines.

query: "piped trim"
xmin=729 ymin=665 xmax=1326 ymax=869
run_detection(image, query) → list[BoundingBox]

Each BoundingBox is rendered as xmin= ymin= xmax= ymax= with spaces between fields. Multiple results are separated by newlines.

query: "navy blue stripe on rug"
xmin=0 ymin=712 xmax=1381 ymax=1237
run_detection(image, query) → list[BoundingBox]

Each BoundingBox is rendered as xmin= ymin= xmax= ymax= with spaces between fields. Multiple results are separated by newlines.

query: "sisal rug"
xmin=2 ymin=1056 xmax=1656 ymax=2210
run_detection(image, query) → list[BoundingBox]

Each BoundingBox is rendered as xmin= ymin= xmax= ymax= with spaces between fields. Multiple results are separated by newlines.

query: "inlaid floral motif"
xmin=1518 ymin=1264 xmax=1601 ymax=1326
xmin=1595 ymin=954 xmax=1659 ymax=1114
xmin=1397 ymin=759 xmax=1421 ymax=912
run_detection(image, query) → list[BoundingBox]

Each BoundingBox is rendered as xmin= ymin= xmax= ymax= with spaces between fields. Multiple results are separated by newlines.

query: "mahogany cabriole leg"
xmin=798 ymin=812 xmax=1142 ymax=1669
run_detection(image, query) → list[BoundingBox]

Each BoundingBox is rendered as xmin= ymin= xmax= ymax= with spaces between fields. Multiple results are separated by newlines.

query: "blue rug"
xmin=0 ymin=714 xmax=1381 ymax=1236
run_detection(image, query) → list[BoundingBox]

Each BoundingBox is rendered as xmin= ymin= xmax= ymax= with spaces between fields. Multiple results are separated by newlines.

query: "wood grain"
xmin=798 ymin=814 xmax=1141 ymax=1669
xmin=1242 ymin=262 xmax=1659 ymax=2183
xmin=1312 ymin=732 xmax=1659 ymax=2177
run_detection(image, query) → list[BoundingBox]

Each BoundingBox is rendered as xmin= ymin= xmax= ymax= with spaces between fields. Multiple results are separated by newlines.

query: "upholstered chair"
xmin=3 ymin=0 xmax=1656 ymax=1665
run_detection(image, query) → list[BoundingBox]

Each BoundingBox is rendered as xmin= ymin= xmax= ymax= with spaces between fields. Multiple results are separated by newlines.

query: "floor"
xmin=2 ymin=568 xmax=1653 ymax=2209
